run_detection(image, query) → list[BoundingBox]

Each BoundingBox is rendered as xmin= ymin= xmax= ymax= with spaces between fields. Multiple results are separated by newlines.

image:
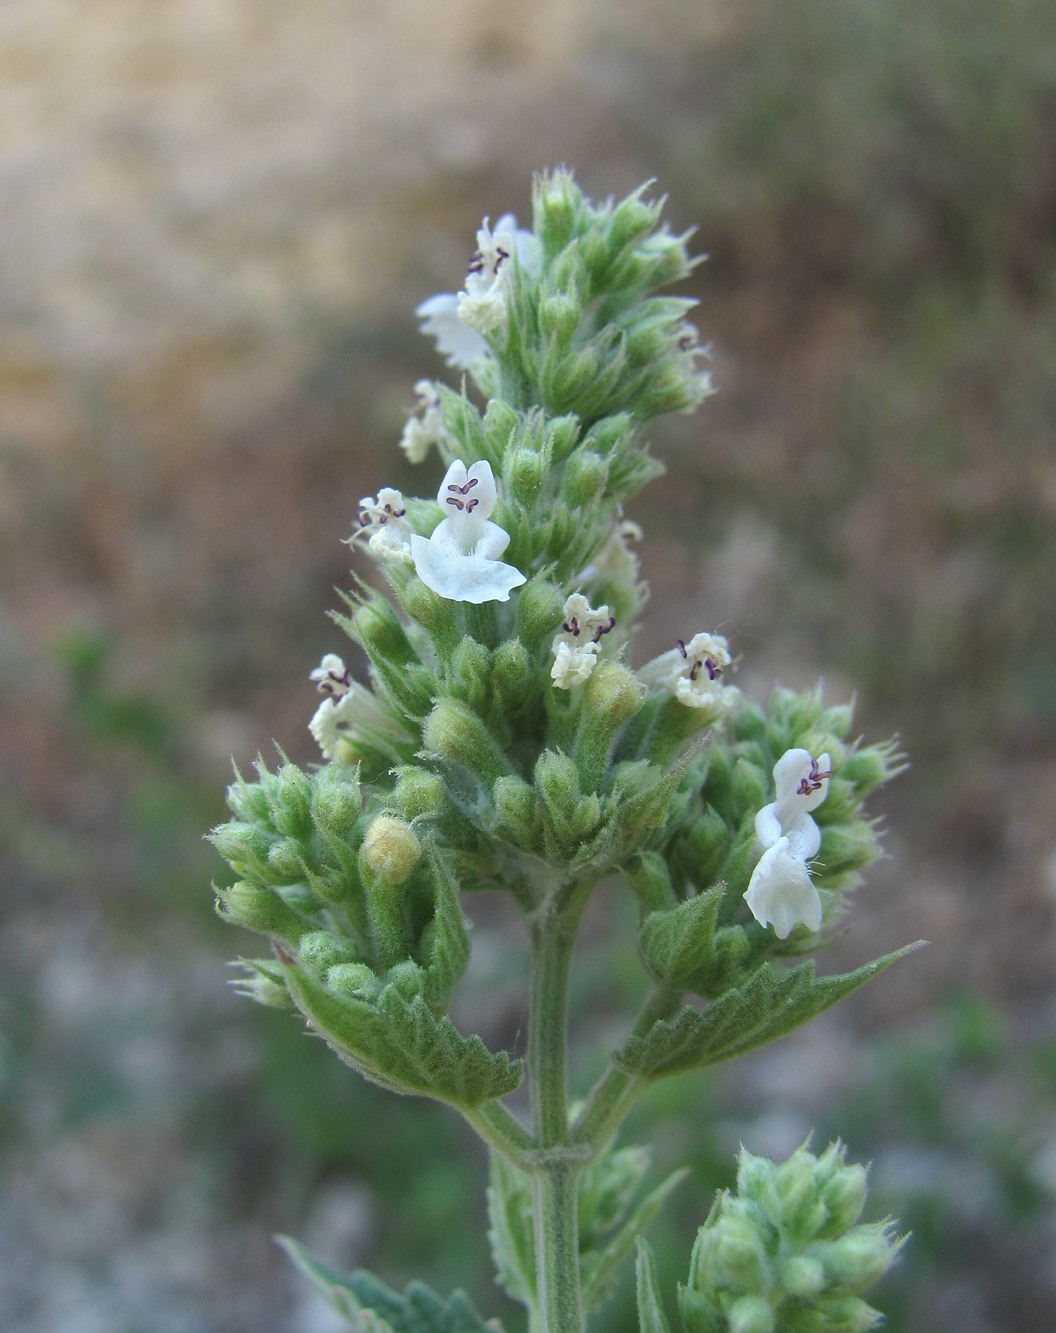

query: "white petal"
xmin=415 ymin=293 xmax=489 ymax=368
xmin=754 ymin=802 xmax=783 ymax=849
xmin=773 ymin=747 xmax=830 ymax=813
xmin=550 ymin=641 xmax=599 ymax=689
xmin=743 ymin=838 xmax=823 ymax=939
xmin=410 ymin=530 xmax=525 ymax=604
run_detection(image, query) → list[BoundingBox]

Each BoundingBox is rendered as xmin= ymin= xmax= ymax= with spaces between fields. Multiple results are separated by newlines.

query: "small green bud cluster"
xmin=679 ymin=1143 xmax=903 ymax=1333
xmin=211 ymin=759 xmax=467 ymax=1018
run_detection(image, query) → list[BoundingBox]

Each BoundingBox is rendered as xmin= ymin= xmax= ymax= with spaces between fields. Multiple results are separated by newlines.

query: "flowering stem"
xmin=526 ymin=877 xmax=593 ymax=1333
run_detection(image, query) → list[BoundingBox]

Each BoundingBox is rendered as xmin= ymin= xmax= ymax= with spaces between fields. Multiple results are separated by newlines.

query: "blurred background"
xmin=2 ymin=0 xmax=1056 ymax=1328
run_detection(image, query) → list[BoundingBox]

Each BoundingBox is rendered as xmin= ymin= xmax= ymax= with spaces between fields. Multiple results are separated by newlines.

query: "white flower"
xmin=347 ymin=487 xmax=413 ymax=562
xmin=549 ymin=593 xmax=615 ymax=690
xmin=638 ymin=631 xmax=733 ymax=710
xmin=308 ymin=681 xmax=407 ymax=761
xmin=743 ymin=836 xmax=823 ymax=939
xmin=310 ymin=653 xmax=353 ymax=697
xmin=551 ymin=640 xmax=599 ymax=688
xmin=754 ymin=747 xmax=832 ymax=860
xmin=400 ymin=380 xmax=446 ymax=464
xmin=409 ymin=458 xmax=526 ymax=604
xmin=415 ymin=293 xmax=489 ymax=369
xmin=743 ymin=748 xmax=832 ymax=938
xmin=416 ymin=214 xmax=540 ymax=367
xmin=309 ymin=692 xmax=359 ymax=760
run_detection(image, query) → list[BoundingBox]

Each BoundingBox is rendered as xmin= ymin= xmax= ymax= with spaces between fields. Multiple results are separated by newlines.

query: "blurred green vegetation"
xmin=3 ymin=0 xmax=1056 ymax=1328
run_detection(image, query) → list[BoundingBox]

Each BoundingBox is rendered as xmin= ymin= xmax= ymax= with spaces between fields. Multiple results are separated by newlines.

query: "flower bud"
xmin=508 ymin=447 xmax=545 ymax=504
xmin=270 ymin=763 xmax=314 ymax=839
xmin=822 ymin=1226 xmax=900 ymax=1294
xmin=264 ymin=837 xmax=306 ymax=885
xmin=210 ymin=821 xmax=271 ymax=875
xmin=727 ymin=1296 xmax=775 ymax=1333
xmin=780 ymin=1254 xmax=826 ymax=1298
xmin=533 ymin=168 xmax=580 ymax=251
xmin=822 ymin=1162 xmax=868 ymax=1233
xmin=492 ymin=639 xmax=532 ymax=704
xmin=625 ymin=851 xmax=677 ymax=912
xmin=391 ymin=766 xmax=448 ymax=821
xmin=713 ymin=1215 xmax=770 ymax=1291
xmin=298 ymin=929 xmax=357 ymax=972
xmin=562 ymin=449 xmax=609 ymax=509
xmin=482 ymin=397 xmax=520 ymax=457
xmin=493 ymin=774 xmax=542 ymax=847
xmin=449 ymin=636 xmax=491 ymax=712
xmin=423 ymin=699 xmax=507 ymax=785
xmin=540 ymin=292 xmax=582 ymax=343
xmin=731 ymin=757 xmax=768 ymax=815
xmin=399 ymin=579 xmax=460 ymax=652
xmin=585 ymin=661 xmax=643 ymax=729
xmin=534 ymin=749 xmax=580 ymax=820
xmin=216 ymin=881 xmax=304 ymax=938
xmin=325 ymin=962 xmax=381 ymax=1001
xmin=310 ymin=767 xmax=363 ymax=839
xmin=354 ymin=598 xmax=416 ymax=666
xmin=516 ymin=575 xmax=565 ymax=654
xmin=361 ymin=815 xmax=422 ymax=885
xmin=547 ymin=414 xmax=581 ymax=462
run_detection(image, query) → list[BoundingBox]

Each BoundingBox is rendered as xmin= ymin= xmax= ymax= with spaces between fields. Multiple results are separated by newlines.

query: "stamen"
xmin=677 ymin=639 xmax=688 ymax=659
xmin=563 ymin=616 xmax=582 ymax=638
xmin=592 ymin=616 xmax=616 ymax=644
xmin=447 ymin=478 xmax=479 ymax=496
xmin=796 ymin=758 xmax=832 ymax=796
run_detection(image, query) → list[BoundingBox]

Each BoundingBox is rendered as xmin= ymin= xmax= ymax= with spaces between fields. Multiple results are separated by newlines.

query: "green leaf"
xmin=635 ymin=1240 xmax=674 ymax=1333
xmin=487 ymin=1152 xmax=536 ymax=1309
xmin=282 ymin=964 xmax=523 ymax=1108
xmin=279 ymin=1239 xmax=501 ymax=1333
xmin=637 ymin=888 xmax=725 ymax=993
xmin=616 ymin=945 xmax=922 ymax=1081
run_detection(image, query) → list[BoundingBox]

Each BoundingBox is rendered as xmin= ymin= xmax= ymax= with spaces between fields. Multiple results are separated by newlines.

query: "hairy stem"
xmin=526 ymin=878 xmax=593 ymax=1333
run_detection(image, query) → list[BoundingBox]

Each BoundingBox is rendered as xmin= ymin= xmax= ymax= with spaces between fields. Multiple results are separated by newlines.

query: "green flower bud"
xmin=448 ymin=636 xmax=491 ymax=712
xmin=325 ymin=962 xmax=381 ymax=1001
xmin=311 ymin=767 xmax=363 ymax=839
xmin=423 ymin=699 xmax=507 ymax=785
xmin=399 ymin=579 xmax=460 ymax=652
xmin=508 ymin=447 xmax=545 ymax=504
xmin=298 ymin=930 xmax=357 ymax=972
xmin=533 ymin=167 xmax=581 ymax=252
xmin=540 ymin=291 xmax=582 ymax=343
xmin=230 ymin=962 xmax=291 ymax=1008
xmin=493 ymin=774 xmax=542 ymax=847
xmin=547 ymin=414 xmax=581 ymax=463
xmin=492 ymin=639 xmax=532 ymax=705
xmin=216 ymin=881 xmax=304 ymax=938
xmin=625 ymin=851 xmax=677 ymax=912
xmin=391 ymin=766 xmax=448 ymax=821
xmin=727 ymin=1295 xmax=775 ymax=1333
xmin=780 ymin=1254 xmax=826 ymax=1298
xmin=713 ymin=1215 xmax=770 ymax=1291
xmin=516 ymin=575 xmax=565 ymax=654
xmin=210 ymin=820 xmax=271 ymax=874
xmin=840 ymin=743 xmax=902 ymax=796
xmin=562 ymin=449 xmax=609 ymax=509
xmin=585 ymin=661 xmax=643 ymax=729
xmin=817 ymin=824 xmax=878 ymax=878
xmin=535 ymin=749 xmax=581 ymax=819
xmin=821 ymin=1162 xmax=868 ymax=1233
xmin=387 ymin=960 xmax=426 ymax=999
xmin=482 ymin=397 xmax=520 ymax=458
xmin=354 ymin=597 xmax=416 ymax=665
xmin=361 ymin=815 xmax=422 ymax=885
xmin=822 ymin=1226 xmax=900 ymax=1295
xmin=269 ymin=763 xmax=314 ymax=839
xmin=264 ymin=837 xmax=306 ymax=885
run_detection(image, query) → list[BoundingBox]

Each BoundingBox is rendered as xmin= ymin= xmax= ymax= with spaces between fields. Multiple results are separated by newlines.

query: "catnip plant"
xmin=211 ymin=170 xmax=915 ymax=1333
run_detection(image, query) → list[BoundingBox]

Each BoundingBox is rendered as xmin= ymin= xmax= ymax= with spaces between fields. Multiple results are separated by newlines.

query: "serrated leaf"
xmin=637 ymin=888 xmax=724 ymax=992
xmin=487 ymin=1153 xmax=536 ymax=1308
xmin=581 ymin=1166 xmax=689 ymax=1313
xmin=635 ymin=1240 xmax=674 ymax=1333
xmin=279 ymin=1240 xmax=501 ymax=1333
xmin=616 ymin=945 xmax=922 ymax=1081
xmin=283 ymin=964 xmax=523 ymax=1108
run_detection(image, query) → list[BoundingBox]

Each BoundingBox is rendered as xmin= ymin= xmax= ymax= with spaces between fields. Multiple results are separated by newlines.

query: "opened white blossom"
xmin=348 ymin=487 xmax=413 ymax=563
xmin=551 ymin=640 xmax=599 ymax=689
xmin=549 ymin=593 xmax=616 ymax=689
xmin=639 ymin=631 xmax=733 ymax=710
xmin=400 ymin=380 xmax=446 ymax=464
xmin=755 ymin=747 xmax=832 ymax=860
xmin=309 ymin=692 xmax=359 ymax=760
xmin=409 ymin=458 xmax=526 ymax=604
xmin=309 ymin=653 xmax=353 ymax=697
xmin=743 ymin=836 xmax=824 ymax=939
xmin=415 ymin=293 xmax=489 ymax=369
xmin=417 ymin=214 xmax=540 ymax=366
xmin=309 ymin=681 xmax=407 ymax=761
xmin=743 ymin=748 xmax=832 ymax=937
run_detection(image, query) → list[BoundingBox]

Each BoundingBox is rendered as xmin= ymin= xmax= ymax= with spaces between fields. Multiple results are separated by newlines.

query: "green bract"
xmin=209 ymin=170 xmax=915 ymax=1333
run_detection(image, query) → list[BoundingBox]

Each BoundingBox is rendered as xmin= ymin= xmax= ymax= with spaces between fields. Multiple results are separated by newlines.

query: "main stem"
xmin=527 ymin=880 xmax=591 ymax=1333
